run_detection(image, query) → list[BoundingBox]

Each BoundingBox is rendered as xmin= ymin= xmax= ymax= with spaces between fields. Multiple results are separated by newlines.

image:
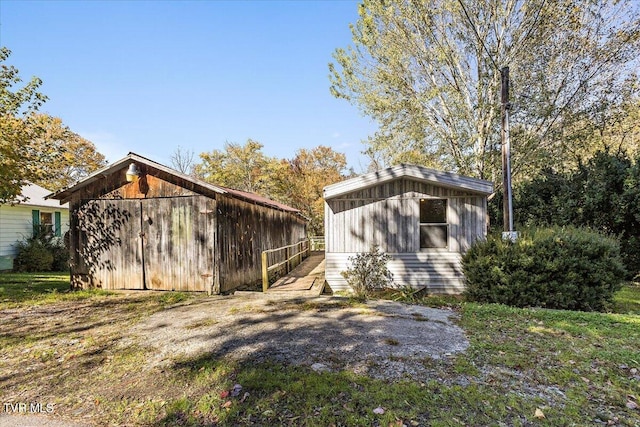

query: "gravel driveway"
xmin=128 ymin=293 xmax=469 ymax=381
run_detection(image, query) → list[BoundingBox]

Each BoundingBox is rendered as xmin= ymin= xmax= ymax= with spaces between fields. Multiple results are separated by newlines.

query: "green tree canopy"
xmin=1 ymin=48 xmax=105 ymax=200
xmin=0 ymin=47 xmax=49 ymax=202
xmin=195 ymin=139 xmax=285 ymax=200
xmin=329 ymin=0 xmax=640 ymax=181
xmin=29 ymin=114 xmax=107 ymax=191
xmin=280 ymin=146 xmax=348 ymax=235
xmin=194 ymin=141 xmax=348 ymax=235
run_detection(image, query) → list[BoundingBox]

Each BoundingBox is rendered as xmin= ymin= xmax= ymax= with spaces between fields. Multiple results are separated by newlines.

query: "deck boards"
xmin=267 ymin=252 xmax=325 ymax=294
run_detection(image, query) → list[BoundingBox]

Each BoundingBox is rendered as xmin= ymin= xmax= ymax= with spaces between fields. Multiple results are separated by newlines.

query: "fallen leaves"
xmin=220 ymin=384 xmax=249 ymax=409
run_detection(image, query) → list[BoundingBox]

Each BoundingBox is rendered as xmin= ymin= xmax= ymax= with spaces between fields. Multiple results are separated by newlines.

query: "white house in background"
xmin=323 ymin=164 xmax=493 ymax=294
xmin=0 ymin=183 xmax=69 ymax=270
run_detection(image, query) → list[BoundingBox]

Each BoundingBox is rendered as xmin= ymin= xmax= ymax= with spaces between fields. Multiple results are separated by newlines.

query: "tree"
xmin=0 ymin=47 xmax=49 ymax=202
xmin=279 ymin=146 xmax=347 ymax=235
xmin=170 ymin=145 xmax=196 ymax=175
xmin=194 ymin=142 xmax=348 ymax=235
xmin=0 ymin=48 xmax=103 ymax=198
xmin=329 ymin=0 xmax=640 ymax=181
xmin=509 ymin=150 xmax=640 ymax=277
xmin=29 ymin=114 xmax=107 ymax=191
xmin=195 ymin=139 xmax=285 ymax=199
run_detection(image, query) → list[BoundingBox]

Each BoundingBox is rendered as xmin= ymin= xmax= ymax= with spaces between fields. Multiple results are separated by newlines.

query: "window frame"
xmin=32 ymin=209 xmax=59 ymax=237
xmin=419 ymin=198 xmax=449 ymax=250
xmin=40 ymin=212 xmax=54 ymax=236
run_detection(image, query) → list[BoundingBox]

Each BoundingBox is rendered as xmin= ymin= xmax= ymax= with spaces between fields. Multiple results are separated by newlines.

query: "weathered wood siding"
xmin=142 ymin=196 xmax=216 ymax=292
xmin=217 ymin=195 xmax=307 ymax=292
xmin=72 ymin=199 xmax=144 ymax=290
xmin=68 ymin=172 xmax=201 ymax=290
xmin=67 ymin=163 xmax=305 ymax=293
xmin=324 ymin=178 xmax=488 ymax=293
xmin=71 ymin=196 xmax=216 ymax=291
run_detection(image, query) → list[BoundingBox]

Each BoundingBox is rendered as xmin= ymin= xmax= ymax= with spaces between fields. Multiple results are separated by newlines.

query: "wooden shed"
xmin=48 ymin=153 xmax=307 ymax=293
xmin=323 ymin=164 xmax=493 ymax=293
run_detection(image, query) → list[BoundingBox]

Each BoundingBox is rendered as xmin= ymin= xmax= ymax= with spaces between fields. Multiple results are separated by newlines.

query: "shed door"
xmin=79 ymin=199 xmax=145 ymax=290
xmin=142 ymin=196 xmax=215 ymax=292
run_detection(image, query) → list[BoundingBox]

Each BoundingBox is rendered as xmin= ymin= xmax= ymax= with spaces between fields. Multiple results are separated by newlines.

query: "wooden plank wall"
xmin=142 ymin=196 xmax=215 ymax=292
xmin=68 ymin=167 xmax=305 ymax=293
xmin=216 ymin=195 xmax=307 ymax=292
xmin=71 ymin=199 xmax=144 ymax=290
xmin=68 ymin=172 xmax=207 ymax=290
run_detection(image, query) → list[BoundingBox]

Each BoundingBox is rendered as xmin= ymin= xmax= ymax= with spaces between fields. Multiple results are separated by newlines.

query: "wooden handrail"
xmin=261 ymin=239 xmax=310 ymax=292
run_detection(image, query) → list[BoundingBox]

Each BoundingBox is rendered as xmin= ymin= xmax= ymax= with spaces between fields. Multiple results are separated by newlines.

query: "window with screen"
xmin=419 ymin=199 xmax=448 ymax=249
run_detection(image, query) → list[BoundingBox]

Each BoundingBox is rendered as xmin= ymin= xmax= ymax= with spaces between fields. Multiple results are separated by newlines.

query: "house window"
xmin=31 ymin=210 xmax=60 ymax=237
xmin=419 ymin=199 xmax=448 ymax=249
xmin=40 ymin=212 xmax=54 ymax=235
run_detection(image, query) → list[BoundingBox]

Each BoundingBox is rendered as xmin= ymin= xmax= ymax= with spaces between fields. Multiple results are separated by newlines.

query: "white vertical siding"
xmin=0 ymin=204 xmax=70 ymax=268
xmin=325 ymin=252 xmax=465 ymax=294
xmin=324 ymin=178 xmax=488 ymax=293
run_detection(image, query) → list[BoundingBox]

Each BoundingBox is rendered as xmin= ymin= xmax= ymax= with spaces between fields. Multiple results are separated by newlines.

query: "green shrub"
xmin=13 ymin=240 xmax=54 ymax=272
xmin=341 ymin=245 xmax=393 ymax=300
xmin=491 ymin=151 xmax=640 ymax=278
xmin=13 ymin=226 xmax=69 ymax=272
xmin=50 ymin=239 xmax=69 ymax=272
xmin=462 ymin=227 xmax=626 ymax=312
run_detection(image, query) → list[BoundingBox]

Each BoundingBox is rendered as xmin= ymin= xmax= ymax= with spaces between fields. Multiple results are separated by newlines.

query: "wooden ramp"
xmin=266 ymin=252 xmax=325 ymax=295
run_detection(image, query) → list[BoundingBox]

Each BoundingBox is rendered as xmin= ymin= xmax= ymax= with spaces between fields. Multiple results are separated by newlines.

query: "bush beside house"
xmin=462 ymin=227 xmax=626 ymax=312
xmin=13 ymin=226 xmax=69 ymax=272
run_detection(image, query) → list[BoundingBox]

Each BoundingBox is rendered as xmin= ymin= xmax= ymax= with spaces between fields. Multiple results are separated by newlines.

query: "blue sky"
xmin=0 ymin=0 xmax=377 ymax=171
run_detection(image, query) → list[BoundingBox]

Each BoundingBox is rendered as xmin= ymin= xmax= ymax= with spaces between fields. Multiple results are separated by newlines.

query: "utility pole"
xmin=501 ymin=66 xmax=516 ymax=240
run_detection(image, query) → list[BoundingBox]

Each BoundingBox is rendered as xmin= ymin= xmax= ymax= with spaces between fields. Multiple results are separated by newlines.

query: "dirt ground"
xmin=0 ymin=292 xmax=469 ymax=426
xmin=128 ymin=293 xmax=469 ymax=380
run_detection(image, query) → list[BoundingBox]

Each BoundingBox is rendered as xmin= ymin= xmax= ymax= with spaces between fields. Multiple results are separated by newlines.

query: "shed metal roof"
xmin=47 ymin=152 xmax=301 ymax=214
xmin=323 ymin=164 xmax=494 ymax=199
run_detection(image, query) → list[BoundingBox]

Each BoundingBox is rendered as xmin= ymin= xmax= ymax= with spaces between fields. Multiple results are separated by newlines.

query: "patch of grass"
xmin=1 ymin=278 xmax=639 ymax=426
xmin=264 ymin=298 xmax=364 ymax=313
xmin=0 ymin=272 xmax=117 ymax=308
xmin=153 ymin=361 xmax=567 ymax=426
xmin=371 ymin=287 xmax=465 ymax=309
xmin=612 ymin=282 xmax=640 ymax=314
xmin=184 ymin=318 xmax=218 ymax=330
xmin=156 ymin=292 xmax=191 ymax=307
xmin=459 ymin=301 xmax=640 ymax=424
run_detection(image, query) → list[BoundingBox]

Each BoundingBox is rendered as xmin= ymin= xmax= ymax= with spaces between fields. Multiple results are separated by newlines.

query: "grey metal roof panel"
xmin=323 ymin=164 xmax=493 ymax=199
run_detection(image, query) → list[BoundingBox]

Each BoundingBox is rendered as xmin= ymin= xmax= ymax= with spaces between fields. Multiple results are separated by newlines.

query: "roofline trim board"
xmin=323 ymin=164 xmax=494 ymax=199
